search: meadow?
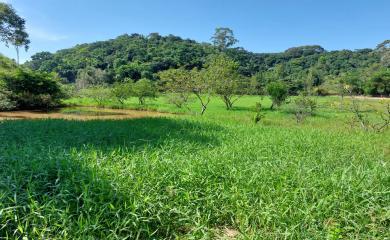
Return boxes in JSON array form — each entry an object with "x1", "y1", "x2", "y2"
[{"x1": 0, "y1": 96, "x2": 389, "y2": 239}]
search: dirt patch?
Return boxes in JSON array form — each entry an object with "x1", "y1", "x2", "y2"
[
  {"x1": 214, "y1": 227, "x2": 240, "y2": 239},
  {"x1": 0, "y1": 107, "x2": 169, "y2": 121}
]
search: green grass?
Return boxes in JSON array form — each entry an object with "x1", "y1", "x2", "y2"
[{"x1": 1, "y1": 96, "x2": 389, "y2": 239}]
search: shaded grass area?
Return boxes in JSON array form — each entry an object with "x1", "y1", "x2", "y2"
[{"x1": 1, "y1": 96, "x2": 389, "y2": 239}]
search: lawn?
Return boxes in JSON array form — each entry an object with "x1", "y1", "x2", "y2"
[{"x1": 1, "y1": 96, "x2": 389, "y2": 239}]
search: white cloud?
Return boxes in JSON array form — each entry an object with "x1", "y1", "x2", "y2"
[{"x1": 28, "y1": 26, "x2": 68, "y2": 42}]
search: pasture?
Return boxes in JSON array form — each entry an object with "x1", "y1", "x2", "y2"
[{"x1": 0, "y1": 96, "x2": 389, "y2": 239}]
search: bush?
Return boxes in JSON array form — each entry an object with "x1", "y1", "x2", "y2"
[
  {"x1": 266, "y1": 81, "x2": 289, "y2": 109},
  {"x1": 0, "y1": 68, "x2": 64, "y2": 110},
  {"x1": 0, "y1": 90, "x2": 16, "y2": 111},
  {"x1": 365, "y1": 70, "x2": 390, "y2": 96},
  {"x1": 292, "y1": 94, "x2": 317, "y2": 123}
]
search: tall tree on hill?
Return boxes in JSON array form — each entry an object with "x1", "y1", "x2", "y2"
[
  {"x1": 211, "y1": 27, "x2": 238, "y2": 51},
  {"x1": 0, "y1": 3, "x2": 30, "y2": 64},
  {"x1": 376, "y1": 40, "x2": 390, "y2": 67}
]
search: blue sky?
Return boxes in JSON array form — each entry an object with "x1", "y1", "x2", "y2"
[{"x1": 1, "y1": 0, "x2": 389, "y2": 63}]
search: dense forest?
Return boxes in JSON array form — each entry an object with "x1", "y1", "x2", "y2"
[{"x1": 24, "y1": 33, "x2": 389, "y2": 96}]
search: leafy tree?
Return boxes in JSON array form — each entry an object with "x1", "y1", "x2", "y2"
[
  {"x1": 266, "y1": 81, "x2": 289, "y2": 110},
  {"x1": 132, "y1": 78, "x2": 157, "y2": 105},
  {"x1": 111, "y1": 80, "x2": 133, "y2": 107},
  {"x1": 376, "y1": 40, "x2": 390, "y2": 67},
  {"x1": 365, "y1": 69, "x2": 390, "y2": 96},
  {"x1": 249, "y1": 72, "x2": 268, "y2": 96},
  {"x1": 211, "y1": 27, "x2": 238, "y2": 51},
  {"x1": 189, "y1": 68, "x2": 213, "y2": 115},
  {"x1": 0, "y1": 68, "x2": 64, "y2": 109},
  {"x1": 75, "y1": 67, "x2": 111, "y2": 89},
  {"x1": 291, "y1": 93, "x2": 317, "y2": 123},
  {"x1": 80, "y1": 85, "x2": 111, "y2": 107},
  {"x1": 158, "y1": 68, "x2": 192, "y2": 109},
  {"x1": 0, "y1": 3, "x2": 30, "y2": 64},
  {"x1": 205, "y1": 54, "x2": 245, "y2": 110},
  {"x1": 339, "y1": 71, "x2": 364, "y2": 95}
]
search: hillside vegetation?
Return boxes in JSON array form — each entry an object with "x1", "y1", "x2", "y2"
[{"x1": 25, "y1": 33, "x2": 388, "y2": 96}]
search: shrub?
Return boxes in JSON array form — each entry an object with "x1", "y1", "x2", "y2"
[
  {"x1": 266, "y1": 81, "x2": 289, "y2": 109},
  {"x1": 292, "y1": 94, "x2": 317, "y2": 123},
  {"x1": 365, "y1": 70, "x2": 390, "y2": 96},
  {"x1": 0, "y1": 90, "x2": 16, "y2": 111},
  {"x1": 0, "y1": 68, "x2": 64, "y2": 110},
  {"x1": 253, "y1": 102, "x2": 266, "y2": 124}
]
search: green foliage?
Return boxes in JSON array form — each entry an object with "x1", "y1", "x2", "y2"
[
  {"x1": 365, "y1": 69, "x2": 390, "y2": 96},
  {"x1": 76, "y1": 66, "x2": 111, "y2": 89},
  {"x1": 24, "y1": 33, "x2": 384, "y2": 96},
  {"x1": 0, "y1": 96, "x2": 389, "y2": 238},
  {"x1": 158, "y1": 68, "x2": 193, "y2": 108},
  {"x1": 0, "y1": 89, "x2": 15, "y2": 110},
  {"x1": 211, "y1": 27, "x2": 238, "y2": 50},
  {"x1": 111, "y1": 80, "x2": 133, "y2": 107},
  {"x1": 132, "y1": 78, "x2": 157, "y2": 105},
  {"x1": 291, "y1": 94, "x2": 317, "y2": 123},
  {"x1": 0, "y1": 67, "x2": 64, "y2": 109},
  {"x1": 205, "y1": 54, "x2": 245, "y2": 109},
  {"x1": 0, "y1": 3, "x2": 30, "y2": 63},
  {"x1": 266, "y1": 81, "x2": 289, "y2": 109},
  {"x1": 80, "y1": 86, "x2": 111, "y2": 107},
  {"x1": 253, "y1": 102, "x2": 266, "y2": 124}
]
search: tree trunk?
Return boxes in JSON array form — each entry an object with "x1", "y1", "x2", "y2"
[
  {"x1": 15, "y1": 46, "x2": 20, "y2": 65},
  {"x1": 201, "y1": 105, "x2": 207, "y2": 115},
  {"x1": 223, "y1": 95, "x2": 233, "y2": 110}
]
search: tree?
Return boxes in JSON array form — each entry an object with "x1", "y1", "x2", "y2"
[
  {"x1": 111, "y1": 80, "x2": 133, "y2": 107},
  {"x1": 266, "y1": 82, "x2": 289, "y2": 110},
  {"x1": 250, "y1": 72, "x2": 267, "y2": 96},
  {"x1": 75, "y1": 67, "x2": 111, "y2": 89},
  {"x1": 365, "y1": 70, "x2": 390, "y2": 97},
  {"x1": 132, "y1": 78, "x2": 157, "y2": 105},
  {"x1": 0, "y1": 3, "x2": 30, "y2": 64},
  {"x1": 340, "y1": 71, "x2": 364, "y2": 95},
  {"x1": 0, "y1": 68, "x2": 64, "y2": 109},
  {"x1": 80, "y1": 86, "x2": 111, "y2": 107},
  {"x1": 291, "y1": 93, "x2": 317, "y2": 123},
  {"x1": 189, "y1": 68, "x2": 213, "y2": 115},
  {"x1": 211, "y1": 27, "x2": 238, "y2": 51},
  {"x1": 158, "y1": 68, "x2": 192, "y2": 109},
  {"x1": 205, "y1": 54, "x2": 245, "y2": 110},
  {"x1": 376, "y1": 40, "x2": 390, "y2": 67}
]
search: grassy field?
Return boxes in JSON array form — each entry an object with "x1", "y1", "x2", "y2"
[{"x1": 1, "y1": 96, "x2": 389, "y2": 239}]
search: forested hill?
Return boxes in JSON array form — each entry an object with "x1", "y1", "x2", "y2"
[{"x1": 25, "y1": 33, "x2": 382, "y2": 89}]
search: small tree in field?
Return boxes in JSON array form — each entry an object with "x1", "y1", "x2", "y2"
[
  {"x1": 189, "y1": 68, "x2": 213, "y2": 115},
  {"x1": 267, "y1": 81, "x2": 289, "y2": 110},
  {"x1": 205, "y1": 54, "x2": 244, "y2": 110},
  {"x1": 132, "y1": 78, "x2": 157, "y2": 105},
  {"x1": 111, "y1": 80, "x2": 133, "y2": 107},
  {"x1": 81, "y1": 86, "x2": 111, "y2": 107},
  {"x1": 158, "y1": 68, "x2": 192, "y2": 109},
  {"x1": 292, "y1": 94, "x2": 317, "y2": 123}
]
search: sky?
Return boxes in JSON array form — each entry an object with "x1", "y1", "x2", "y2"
[{"x1": 0, "y1": 0, "x2": 389, "y2": 63}]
